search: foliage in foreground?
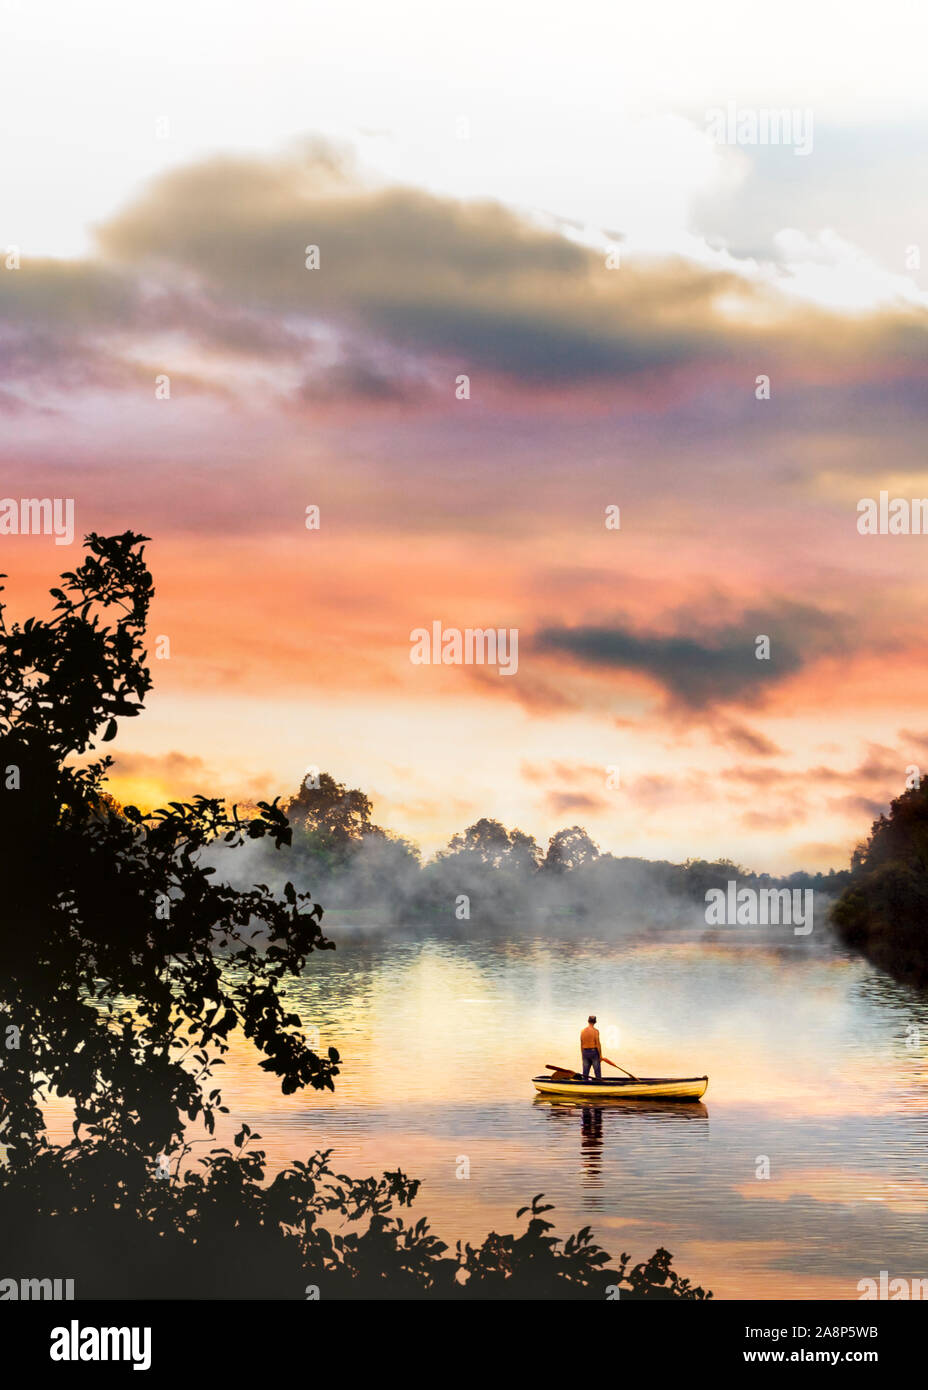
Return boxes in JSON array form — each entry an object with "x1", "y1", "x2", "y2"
[{"x1": 0, "y1": 1131, "x2": 710, "y2": 1300}]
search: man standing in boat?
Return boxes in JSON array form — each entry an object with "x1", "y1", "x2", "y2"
[{"x1": 580, "y1": 1015, "x2": 602, "y2": 1082}]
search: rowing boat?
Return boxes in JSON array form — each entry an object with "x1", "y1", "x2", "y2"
[{"x1": 532, "y1": 1073, "x2": 709, "y2": 1101}]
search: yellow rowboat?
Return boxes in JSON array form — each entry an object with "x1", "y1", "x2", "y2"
[{"x1": 532, "y1": 1074, "x2": 709, "y2": 1101}]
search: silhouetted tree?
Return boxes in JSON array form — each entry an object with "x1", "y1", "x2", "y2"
[
  {"x1": 284, "y1": 771, "x2": 373, "y2": 841},
  {"x1": 832, "y1": 783, "x2": 928, "y2": 985},
  {"x1": 440, "y1": 818, "x2": 541, "y2": 873},
  {"x1": 508, "y1": 828, "x2": 543, "y2": 873},
  {"x1": 543, "y1": 826, "x2": 600, "y2": 873},
  {"x1": 0, "y1": 534, "x2": 337, "y2": 1174},
  {"x1": 444, "y1": 817, "x2": 513, "y2": 867}
]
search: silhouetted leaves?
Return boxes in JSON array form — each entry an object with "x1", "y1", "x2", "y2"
[{"x1": 0, "y1": 534, "x2": 338, "y2": 1170}]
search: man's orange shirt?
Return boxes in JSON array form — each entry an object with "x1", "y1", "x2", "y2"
[{"x1": 580, "y1": 1025, "x2": 600, "y2": 1051}]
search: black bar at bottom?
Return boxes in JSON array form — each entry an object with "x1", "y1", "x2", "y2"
[{"x1": 0, "y1": 1296, "x2": 916, "y2": 1376}]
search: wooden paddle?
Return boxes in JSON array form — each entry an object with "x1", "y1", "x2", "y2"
[
  {"x1": 545, "y1": 1058, "x2": 642, "y2": 1082},
  {"x1": 601, "y1": 1056, "x2": 642, "y2": 1082}
]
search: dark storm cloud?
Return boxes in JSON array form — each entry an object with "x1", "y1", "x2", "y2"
[
  {"x1": 535, "y1": 603, "x2": 848, "y2": 710},
  {"x1": 91, "y1": 143, "x2": 928, "y2": 386},
  {"x1": 93, "y1": 144, "x2": 743, "y2": 384},
  {"x1": 3, "y1": 139, "x2": 928, "y2": 402}
]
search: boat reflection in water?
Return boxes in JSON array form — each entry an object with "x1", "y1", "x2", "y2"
[{"x1": 532, "y1": 1096, "x2": 709, "y2": 1195}]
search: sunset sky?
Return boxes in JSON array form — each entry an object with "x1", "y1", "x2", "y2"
[{"x1": 3, "y1": 0, "x2": 928, "y2": 870}]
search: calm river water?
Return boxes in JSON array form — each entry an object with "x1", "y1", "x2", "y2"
[{"x1": 202, "y1": 923, "x2": 928, "y2": 1300}]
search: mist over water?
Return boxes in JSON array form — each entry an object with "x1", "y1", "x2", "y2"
[
  {"x1": 183, "y1": 923, "x2": 928, "y2": 1301},
  {"x1": 204, "y1": 833, "x2": 845, "y2": 948}
]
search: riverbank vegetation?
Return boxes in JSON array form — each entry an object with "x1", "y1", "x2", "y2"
[
  {"x1": 832, "y1": 784, "x2": 928, "y2": 988},
  {"x1": 206, "y1": 772, "x2": 849, "y2": 930}
]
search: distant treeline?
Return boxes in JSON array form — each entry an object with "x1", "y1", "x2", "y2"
[{"x1": 203, "y1": 771, "x2": 851, "y2": 927}]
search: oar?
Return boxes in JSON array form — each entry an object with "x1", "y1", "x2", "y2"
[
  {"x1": 601, "y1": 1056, "x2": 642, "y2": 1082},
  {"x1": 545, "y1": 1058, "x2": 643, "y2": 1082}
]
